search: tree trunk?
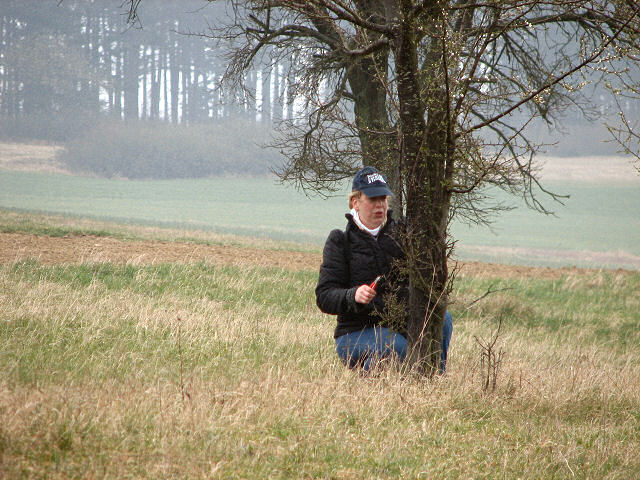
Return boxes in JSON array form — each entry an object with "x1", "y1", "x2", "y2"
[
  {"x1": 141, "y1": 45, "x2": 148, "y2": 118},
  {"x1": 123, "y1": 42, "x2": 139, "y2": 120},
  {"x1": 181, "y1": 57, "x2": 189, "y2": 124},
  {"x1": 261, "y1": 66, "x2": 271, "y2": 123},
  {"x1": 346, "y1": 2, "x2": 395, "y2": 184},
  {"x1": 346, "y1": 52, "x2": 393, "y2": 170},
  {"x1": 151, "y1": 48, "x2": 162, "y2": 120},
  {"x1": 170, "y1": 43, "x2": 179, "y2": 123},
  {"x1": 394, "y1": 3, "x2": 449, "y2": 375},
  {"x1": 163, "y1": 51, "x2": 169, "y2": 121}
]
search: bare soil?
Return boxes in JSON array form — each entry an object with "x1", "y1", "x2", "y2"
[
  {"x1": 1, "y1": 232, "x2": 317, "y2": 272},
  {"x1": 2, "y1": 231, "x2": 617, "y2": 280}
]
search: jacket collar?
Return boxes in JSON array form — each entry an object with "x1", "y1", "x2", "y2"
[{"x1": 345, "y1": 210, "x2": 395, "y2": 236}]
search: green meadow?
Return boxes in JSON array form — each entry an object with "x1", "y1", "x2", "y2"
[
  {"x1": 1, "y1": 211, "x2": 639, "y2": 478},
  {"x1": 1, "y1": 170, "x2": 640, "y2": 268}
]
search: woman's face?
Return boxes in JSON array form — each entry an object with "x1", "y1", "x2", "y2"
[{"x1": 354, "y1": 193, "x2": 388, "y2": 229}]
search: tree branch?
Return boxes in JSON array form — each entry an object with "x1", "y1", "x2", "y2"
[{"x1": 460, "y1": 3, "x2": 640, "y2": 137}]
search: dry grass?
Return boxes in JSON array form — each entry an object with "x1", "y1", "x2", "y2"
[
  {"x1": 0, "y1": 141, "x2": 68, "y2": 174},
  {"x1": 1, "y1": 211, "x2": 639, "y2": 478},
  {"x1": 1, "y1": 251, "x2": 639, "y2": 479},
  {"x1": 538, "y1": 155, "x2": 640, "y2": 184}
]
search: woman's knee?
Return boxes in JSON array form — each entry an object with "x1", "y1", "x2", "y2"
[{"x1": 335, "y1": 327, "x2": 407, "y2": 368}]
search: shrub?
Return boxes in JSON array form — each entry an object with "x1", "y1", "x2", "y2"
[
  {"x1": 57, "y1": 117, "x2": 282, "y2": 179},
  {"x1": 0, "y1": 110, "x2": 97, "y2": 143}
]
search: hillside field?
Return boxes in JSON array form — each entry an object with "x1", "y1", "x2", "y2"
[
  {"x1": 2, "y1": 141, "x2": 640, "y2": 270},
  {"x1": 1, "y1": 210, "x2": 639, "y2": 479}
]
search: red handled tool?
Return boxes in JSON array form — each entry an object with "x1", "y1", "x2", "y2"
[{"x1": 369, "y1": 275, "x2": 384, "y2": 290}]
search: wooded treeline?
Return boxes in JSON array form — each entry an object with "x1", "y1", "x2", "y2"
[
  {"x1": 1, "y1": 0, "x2": 637, "y2": 157},
  {"x1": 0, "y1": 0, "x2": 293, "y2": 127}
]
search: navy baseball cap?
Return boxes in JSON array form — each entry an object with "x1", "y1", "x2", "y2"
[{"x1": 352, "y1": 166, "x2": 394, "y2": 197}]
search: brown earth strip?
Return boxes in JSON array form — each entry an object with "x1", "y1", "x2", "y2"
[
  {"x1": 0, "y1": 232, "x2": 318, "y2": 272},
  {"x1": 1, "y1": 232, "x2": 610, "y2": 280}
]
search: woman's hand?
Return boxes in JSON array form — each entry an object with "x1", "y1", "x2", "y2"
[{"x1": 355, "y1": 284, "x2": 377, "y2": 304}]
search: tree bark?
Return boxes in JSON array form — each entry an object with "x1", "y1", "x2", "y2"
[
  {"x1": 393, "y1": 2, "x2": 449, "y2": 375},
  {"x1": 123, "y1": 42, "x2": 139, "y2": 120}
]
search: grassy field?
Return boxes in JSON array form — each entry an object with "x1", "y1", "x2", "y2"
[
  {"x1": 1, "y1": 212, "x2": 639, "y2": 478},
  {"x1": 1, "y1": 169, "x2": 640, "y2": 269}
]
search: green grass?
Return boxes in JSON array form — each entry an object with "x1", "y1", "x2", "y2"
[
  {"x1": 2, "y1": 260, "x2": 322, "y2": 386},
  {"x1": 2, "y1": 212, "x2": 640, "y2": 479},
  {"x1": 0, "y1": 171, "x2": 350, "y2": 244},
  {"x1": 453, "y1": 272, "x2": 640, "y2": 352},
  {"x1": 453, "y1": 182, "x2": 640, "y2": 253},
  {"x1": 0, "y1": 213, "x2": 117, "y2": 239},
  {"x1": 2, "y1": 171, "x2": 640, "y2": 268}
]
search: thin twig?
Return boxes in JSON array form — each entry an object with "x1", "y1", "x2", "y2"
[{"x1": 465, "y1": 283, "x2": 513, "y2": 310}]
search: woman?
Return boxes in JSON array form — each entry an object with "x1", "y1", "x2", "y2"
[{"x1": 315, "y1": 166, "x2": 453, "y2": 372}]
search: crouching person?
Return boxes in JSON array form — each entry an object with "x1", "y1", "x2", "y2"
[{"x1": 315, "y1": 166, "x2": 453, "y2": 373}]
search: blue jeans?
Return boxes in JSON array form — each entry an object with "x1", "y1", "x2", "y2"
[
  {"x1": 441, "y1": 311, "x2": 453, "y2": 372},
  {"x1": 335, "y1": 311, "x2": 453, "y2": 372}
]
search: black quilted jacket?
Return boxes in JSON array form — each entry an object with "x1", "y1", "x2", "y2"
[{"x1": 315, "y1": 212, "x2": 407, "y2": 338}]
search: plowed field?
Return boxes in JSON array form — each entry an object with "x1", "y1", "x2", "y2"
[{"x1": 2, "y1": 231, "x2": 608, "y2": 280}]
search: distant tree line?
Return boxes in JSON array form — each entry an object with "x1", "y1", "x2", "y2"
[
  {"x1": 0, "y1": 0, "x2": 637, "y2": 160},
  {"x1": 0, "y1": 0, "x2": 290, "y2": 177},
  {"x1": 0, "y1": 0, "x2": 294, "y2": 130}
]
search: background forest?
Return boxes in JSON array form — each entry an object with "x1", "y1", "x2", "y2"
[
  {"x1": 0, "y1": 0, "x2": 285, "y2": 178},
  {"x1": 1, "y1": 0, "x2": 637, "y2": 179}
]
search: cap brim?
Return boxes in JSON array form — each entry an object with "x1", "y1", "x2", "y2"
[{"x1": 361, "y1": 185, "x2": 394, "y2": 198}]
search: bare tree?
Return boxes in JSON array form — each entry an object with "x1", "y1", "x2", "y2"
[
  {"x1": 125, "y1": 0, "x2": 640, "y2": 375},
  {"x1": 606, "y1": 78, "x2": 640, "y2": 172}
]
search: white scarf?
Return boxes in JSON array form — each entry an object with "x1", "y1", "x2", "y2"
[{"x1": 350, "y1": 208, "x2": 382, "y2": 237}]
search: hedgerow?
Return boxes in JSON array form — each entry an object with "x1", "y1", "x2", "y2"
[{"x1": 57, "y1": 117, "x2": 282, "y2": 179}]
